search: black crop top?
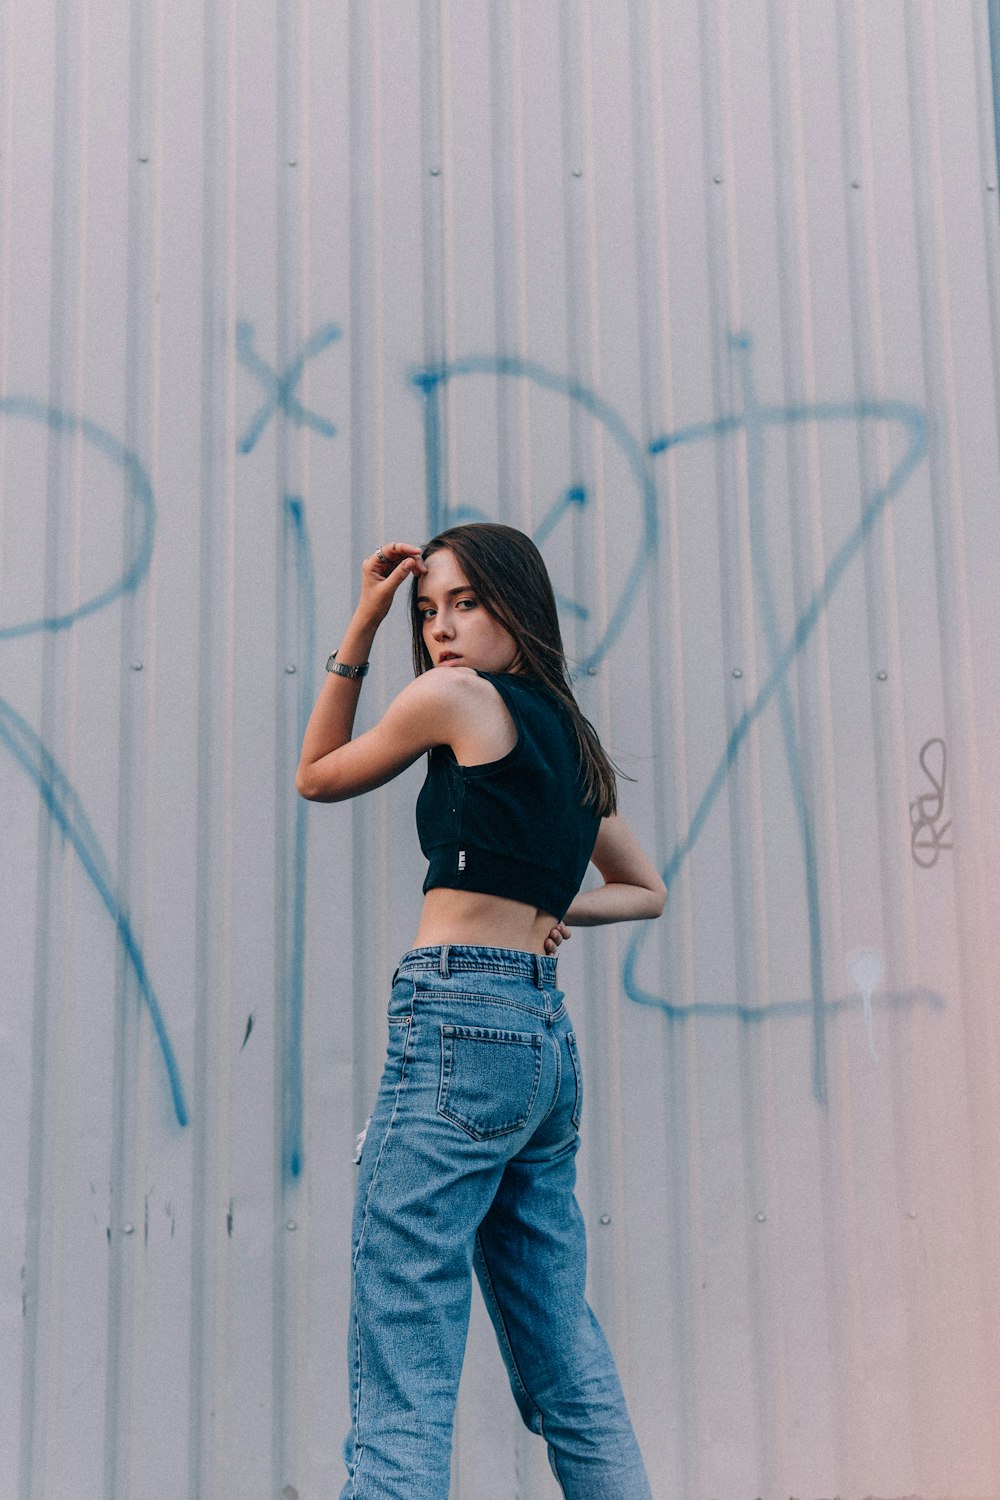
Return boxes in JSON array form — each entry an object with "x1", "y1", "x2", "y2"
[{"x1": 415, "y1": 670, "x2": 601, "y2": 920}]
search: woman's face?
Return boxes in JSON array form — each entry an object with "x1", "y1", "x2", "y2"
[{"x1": 416, "y1": 547, "x2": 521, "y2": 674}]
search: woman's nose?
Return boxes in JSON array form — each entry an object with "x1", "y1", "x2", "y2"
[{"x1": 431, "y1": 614, "x2": 453, "y2": 639}]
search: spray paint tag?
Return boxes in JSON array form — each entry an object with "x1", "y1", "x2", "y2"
[{"x1": 458, "y1": 850, "x2": 466, "y2": 871}]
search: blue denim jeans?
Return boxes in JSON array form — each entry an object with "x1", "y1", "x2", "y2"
[{"x1": 341, "y1": 944, "x2": 653, "y2": 1500}]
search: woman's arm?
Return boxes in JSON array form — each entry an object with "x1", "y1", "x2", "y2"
[
  {"x1": 296, "y1": 541, "x2": 442, "y2": 801},
  {"x1": 296, "y1": 668, "x2": 466, "y2": 802},
  {"x1": 562, "y1": 814, "x2": 667, "y2": 925},
  {"x1": 295, "y1": 610, "x2": 380, "y2": 789}
]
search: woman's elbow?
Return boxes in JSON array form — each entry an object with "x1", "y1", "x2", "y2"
[
  {"x1": 295, "y1": 764, "x2": 331, "y2": 801},
  {"x1": 647, "y1": 877, "x2": 667, "y2": 918}
]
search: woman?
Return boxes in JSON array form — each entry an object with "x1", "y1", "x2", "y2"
[{"x1": 297, "y1": 523, "x2": 664, "y2": 1500}]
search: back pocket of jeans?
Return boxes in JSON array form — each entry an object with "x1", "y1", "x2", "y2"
[{"x1": 438, "y1": 1026, "x2": 544, "y2": 1140}]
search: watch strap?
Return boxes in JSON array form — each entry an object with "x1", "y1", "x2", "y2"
[{"x1": 326, "y1": 651, "x2": 369, "y2": 679}]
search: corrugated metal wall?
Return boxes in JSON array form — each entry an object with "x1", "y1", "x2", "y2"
[{"x1": 2, "y1": 2, "x2": 999, "y2": 1496}]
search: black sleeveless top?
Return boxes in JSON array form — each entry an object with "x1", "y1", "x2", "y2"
[{"x1": 415, "y1": 671, "x2": 601, "y2": 921}]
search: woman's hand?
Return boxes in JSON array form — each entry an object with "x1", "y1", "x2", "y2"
[
  {"x1": 543, "y1": 920, "x2": 571, "y2": 956},
  {"x1": 357, "y1": 541, "x2": 427, "y2": 627}
]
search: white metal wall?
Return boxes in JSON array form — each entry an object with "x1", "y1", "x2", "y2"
[{"x1": 2, "y1": 2, "x2": 999, "y2": 1496}]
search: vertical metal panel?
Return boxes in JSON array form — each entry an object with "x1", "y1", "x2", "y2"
[{"x1": 2, "y1": 2, "x2": 1000, "y2": 1496}]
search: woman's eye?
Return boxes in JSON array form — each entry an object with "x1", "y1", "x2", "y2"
[
  {"x1": 456, "y1": 597, "x2": 477, "y2": 610},
  {"x1": 419, "y1": 607, "x2": 436, "y2": 621}
]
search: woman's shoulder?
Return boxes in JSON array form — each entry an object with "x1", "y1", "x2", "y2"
[
  {"x1": 394, "y1": 665, "x2": 502, "y2": 722},
  {"x1": 394, "y1": 668, "x2": 554, "y2": 746},
  {"x1": 407, "y1": 667, "x2": 520, "y2": 762},
  {"x1": 410, "y1": 664, "x2": 498, "y2": 697}
]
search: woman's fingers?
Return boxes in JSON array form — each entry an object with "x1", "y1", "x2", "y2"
[
  {"x1": 543, "y1": 921, "x2": 571, "y2": 954},
  {"x1": 382, "y1": 555, "x2": 419, "y2": 587},
  {"x1": 358, "y1": 543, "x2": 427, "y2": 620},
  {"x1": 367, "y1": 546, "x2": 426, "y2": 586},
  {"x1": 369, "y1": 542, "x2": 424, "y2": 577}
]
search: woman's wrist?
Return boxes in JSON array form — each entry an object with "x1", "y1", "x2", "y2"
[{"x1": 336, "y1": 610, "x2": 380, "y2": 667}]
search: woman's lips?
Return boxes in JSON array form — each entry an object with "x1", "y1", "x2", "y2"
[{"x1": 438, "y1": 653, "x2": 462, "y2": 664}]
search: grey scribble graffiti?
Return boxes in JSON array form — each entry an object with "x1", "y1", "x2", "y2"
[{"x1": 909, "y1": 737, "x2": 951, "y2": 868}]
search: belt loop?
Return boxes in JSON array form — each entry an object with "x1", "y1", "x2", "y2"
[
  {"x1": 533, "y1": 953, "x2": 544, "y2": 989},
  {"x1": 438, "y1": 944, "x2": 450, "y2": 978}
]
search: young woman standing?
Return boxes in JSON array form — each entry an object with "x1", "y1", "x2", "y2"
[{"x1": 297, "y1": 523, "x2": 664, "y2": 1500}]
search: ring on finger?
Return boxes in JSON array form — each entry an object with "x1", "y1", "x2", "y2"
[{"x1": 376, "y1": 547, "x2": 389, "y2": 564}]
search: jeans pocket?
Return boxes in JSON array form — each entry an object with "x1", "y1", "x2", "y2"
[
  {"x1": 566, "y1": 1031, "x2": 583, "y2": 1130},
  {"x1": 437, "y1": 1026, "x2": 544, "y2": 1140}
]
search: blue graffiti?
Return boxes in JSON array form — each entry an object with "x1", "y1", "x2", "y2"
[
  {"x1": 413, "y1": 343, "x2": 928, "y2": 1099},
  {"x1": 629, "y1": 983, "x2": 944, "y2": 1025},
  {"x1": 236, "y1": 320, "x2": 341, "y2": 454},
  {"x1": 625, "y1": 344, "x2": 927, "y2": 1081},
  {"x1": 0, "y1": 397, "x2": 188, "y2": 1126},
  {"x1": 732, "y1": 332, "x2": 828, "y2": 1099},
  {"x1": 281, "y1": 497, "x2": 316, "y2": 1179},
  {"x1": 0, "y1": 700, "x2": 188, "y2": 1126},
  {"x1": 534, "y1": 487, "x2": 590, "y2": 620},
  {"x1": 533, "y1": 484, "x2": 588, "y2": 548},
  {"x1": 0, "y1": 399, "x2": 155, "y2": 640}
]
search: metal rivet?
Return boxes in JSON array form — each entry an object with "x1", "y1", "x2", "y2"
[
  {"x1": 851, "y1": 180, "x2": 860, "y2": 189},
  {"x1": 429, "y1": 166, "x2": 441, "y2": 176},
  {"x1": 286, "y1": 1220, "x2": 298, "y2": 1231},
  {"x1": 571, "y1": 168, "x2": 582, "y2": 178},
  {"x1": 732, "y1": 667, "x2": 743, "y2": 679},
  {"x1": 123, "y1": 1223, "x2": 135, "y2": 1235},
  {"x1": 988, "y1": 184, "x2": 997, "y2": 192},
  {"x1": 755, "y1": 1211, "x2": 767, "y2": 1223},
  {"x1": 131, "y1": 661, "x2": 143, "y2": 671},
  {"x1": 906, "y1": 1209, "x2": 917, "y2": 1219},
  {"x1": 285, "y1": 664, "x2": 297, "y2": 674},
  {"x1": 713, "y1": 174, "x2": 722, "y2": 184},
  {"x1": 586, "y1": 665, "x2": 598, "y2": 676},
  {"x1": 599, "y1": 1213, "x2": 611, "y2": 1225},
  {"x1": 138, "y1": 154, "x2": 149, "y2": 163},
  {"x1": 876, "y1": 670, "x2": 888, "y2": 681},
  {"x1": 288, "y1": 159, "x2": 297, "y2": 167}
]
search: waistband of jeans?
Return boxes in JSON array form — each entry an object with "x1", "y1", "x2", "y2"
[{"x1": 394, "y1": 943, "x2": 557, "y2": 989}]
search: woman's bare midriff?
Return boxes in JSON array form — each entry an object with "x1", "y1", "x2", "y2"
[{"x1": 412, "y1": 887, "x2": 558, "y2": 955}]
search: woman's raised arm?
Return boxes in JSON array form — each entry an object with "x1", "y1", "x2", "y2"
[
  {"x1": 295, "y1": 670, "x2": 466, "y2": 802},
  {"x1": 295, "y1": 541, "x2": 435, "y2": 802}
]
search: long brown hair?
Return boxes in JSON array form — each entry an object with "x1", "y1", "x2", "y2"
[{"x1": 409, "y1": 522, "x2": 621, "y2": 817}]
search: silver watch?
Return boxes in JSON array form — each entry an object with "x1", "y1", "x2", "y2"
[{"x1": 326, "y1": 651, "x2": 369, "y2": 679}]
